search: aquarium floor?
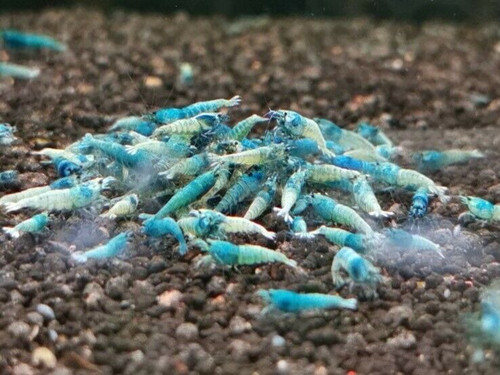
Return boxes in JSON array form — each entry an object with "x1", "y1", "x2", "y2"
[{"x1": 1, "y1": 8, "x2": 500, "y2": 375}]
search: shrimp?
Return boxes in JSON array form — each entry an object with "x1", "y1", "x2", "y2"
[
  {"x1": 229, "y1": 114, "x2": 267, "y2": 141},
  {"x1": 243, "y1": 176, "x2": 277, "y2": 220},
  {"x1": 195, "y1": 239, "x2": 296, "y2": 268},
  {"x1": 148, "y1": 96, "x2": 240, "y2": 124},
  {"x1": 352, "y1": 175, "x2": 393, "y2": 218},
  {"x1": 153, "y1": 170, "x2": 217, "y2": 219},
  {"x1": 309, "y1": 225, "x2": 378, "y2": 253},
  {"x1": 72, "y1": 232, "x2": 130, "y2": 263},
  {"x1": 215, "y1": 170, "x2": 264, "y2": 213},
  {"x1": 257, "y1": 289, "x2": 357, "y2": 313},
  {"x1": 413, "y1": 149, "x2": 485, "y2": 173},
  {"x1": 383, "y1": 229, "x2": 444, "y2": 258},
  {"x1": 268, "y1": 110, "x2": 333, "y2": 157},
  {"x1": 331, "y1": 247, "x2": 383, "y2": 297},
  {"x1": 100, "y1": 194, "x2": 139, "y2": 219},
  {"x1": 141, "y1": 217, "x2": 187, "y2": 255},
  {"x1": 274, "y1": 169, "x2": 309, "y2": 222},
  {"x1": 0, "y1": 62, "x2": 40, "y2": 79},
  {"x1": 1, "y1": 29, "x2": 66, "y2": 51},
  {"x1": 3, "y1": 212, "x2": 49, "y2": 239},
  {"x1": 310, "y1": 194, "x2": 374, "y2": 235},
  {"x1": 152, "y1": 113, "x2": 226, "y2": 138},
  {"x1": 409, "y1": 187, "x2": 429, "y2": 218},
  {"x1": 3, "y1": 179, "x2": 109, "y2": 213},
  {"x1": 306, "y1": 164, "x2": 360, "y2": 184}
]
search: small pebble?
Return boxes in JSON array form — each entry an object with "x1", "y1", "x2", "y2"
[
  {"x1": 32, "y1": 347, "x2": 57, "y2": 369},
  {"x1": 272, "y1": 335, "x2": 286, "y2": 348},
  {"x1": 157, "y1": 289, "x2": 182, "y2": 309},
  {"x1": 176, "y1": 322, "x2": 199, "y2": 341},
  {"x1": 26, "y1": 312, "x2": 44, "y2": 326},
  {"x1": 36, "y1": 304, "x2": 55, "y2": 321},
  {"x1": 8, "y1": 321, "x2": 31, "y2": 339},
  {"x1": 387, "y1": 331, "x2": 417, "y2": 349},
  {"x1": 276, "y1": 359, "x2": 289, "y2": 374}
]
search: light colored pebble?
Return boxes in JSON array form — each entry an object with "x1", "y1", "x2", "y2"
[
  {"x1": 32, "y1": 347, "x2": 57, "y2": 369},
  {"x1": 157, "y1": 290, "x2": 182, "y2": 309},
  {"x1": 36, "y1": 304, "x2": 55, "y2": 321},
  {"x1": 175, "y1": 322, "x2": 199, "y2": 341}
]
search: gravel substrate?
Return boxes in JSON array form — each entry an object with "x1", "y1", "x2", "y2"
[{"x1": 1, "y1": 8, "x2": 500, "y2": 375}]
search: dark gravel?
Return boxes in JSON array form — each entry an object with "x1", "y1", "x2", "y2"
[{"x1": 1, "y1": 8, "x2": 500, "y2": 375}]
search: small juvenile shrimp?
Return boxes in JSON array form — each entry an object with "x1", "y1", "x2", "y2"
[
  {"x1": 274, "y1": 168, "x2": 309, "y2": 222},
  {"x1": 0, "y1": 61, "x2": 40, "y2": 79},
  {"x1": 290, "y1": 216, "x2": 313, "y2": 239},
  {"x1": 409, "y1": 187, "x2": 429, "y2": 218},
  {"x1": 72, "y1": 232, "x2": 130, "y2": 263},
  {"x1": 195, "y1": 239, "x2": 296, "y2": 268},
  {"x1": 413, "y1": 149, "x2": 485, "y2": 173},
  {"x1": 309, "y1": 225, "x2": 378, "y2": 253},
  {"x1": 243, "y1": 176, "x2": 277, "y2": 220},
  {"x1": 229, "y1": 114, "x2": 268, "y2": 141},
  {"x1": 152, "y1": 113, "x2": 226, "y2": 138},
  {"x1": 0, "y1": 123, "x2": 17, "y2": 145},
  {"x1": 3, "y1": 212, "x2": 49, "y2": 239},
  {"x1": 356, "y1": 122, "x2": 394, "y2": 147},
  {"x1": 331, "y1": 247, "x2": 383, "y2": 296},
  {"x1": 100, "y1": 194, "x2": 139, "y2": 219},
  {"x1": 257, "y1": 289, "x2": 357, "y2": 313},
  {"x1": 383, "y1": 228, "x2": 444, "y2": 258},
  {"x1": 1, "y1": 29, "x2": 66, "y2": 51},
  {"x1": 352, "y1": 175, "x2": 393, "y2": 218}
]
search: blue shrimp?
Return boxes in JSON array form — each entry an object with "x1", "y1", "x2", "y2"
[
  {"x1": 267, "y1": 110, "x2": 332, "y2": 157},
  {"x1": 79, "y1": 134, "x2": 155, "y2": 169},
  {"x1": 459, "y1": 196, "x2": 500, "y2": 222},
  {"x1": 243, "y1": 176, "x2": 277, "y2": 220},
  {"x1": 1, "y1": 29, "x2": 66, "y2": 51},
  {"x1": 413, "y1": 149, "x2": 485, "y2": 173},
  {"x1": 309, "y1": 226, "x2": 377, "y2": 253},
  {"x1": 331, "y1": 247, "x2": 383, "y2": 297},
  {"x1": 0, "y1": 62, "x2": 40, "y2": 79},
  {"x1": 230, "y1": 114, "x2": 267, "y2": 141},
  {"x1": 0, "y1": 124, "x2": 17, "y2": 145},
  {"x1": 141, "y1": 217, "x2": 187, "y2": 255},
  {"x1": 275, "y1": 168, "x2": 309, "y2": 221},
  {"x1": 195, "y1": 239, "x2": 296, "y2": 268},
  {"x1": 383, "y1": 228, "x2": 444, "y2": 258},
  {"x1": 154, "y1": 170, "x2": 217, "y2": 219},
  {"x1": 0, "y1": 170, "x2": 18, "y2": 186},
  {"x1": 356, "y1": 122, "x2": 394, "y2": 147},
  {"x1": 53, "y1": 157, "x2": 82, "y2": 177},
  {"x1": 215, "y1": 170, "x2": 264, "y2": 214},
  {"x1": 72, "y1": 232, "x2": 130, "y2": 263},
  {"x1": 3, "y1": 212, "x2": 49, "y2": 239},
  {"x1": 108, "y1": 116, "x2": 157, "y2": 136},
  {"x1": 409, "y1": 187, "x2": 429, "y2": 218},
  {"x1": 148, "y1": 96, "x2": 241, "y2": 124},
  {"x1": 257, "y1": 289, "x2": 357, "y2": 313},
  {"x1": 310, "y1": 194, "x2": 374, "y2": 235}
]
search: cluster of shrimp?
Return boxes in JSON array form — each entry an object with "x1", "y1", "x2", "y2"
[{"x1": 0, "y1": 95, "x2": 490, "y2": 313}]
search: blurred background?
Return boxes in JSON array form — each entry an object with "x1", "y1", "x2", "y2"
[{"x1": 2, "y1": 0, "x2": 500, "y2": 22}]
